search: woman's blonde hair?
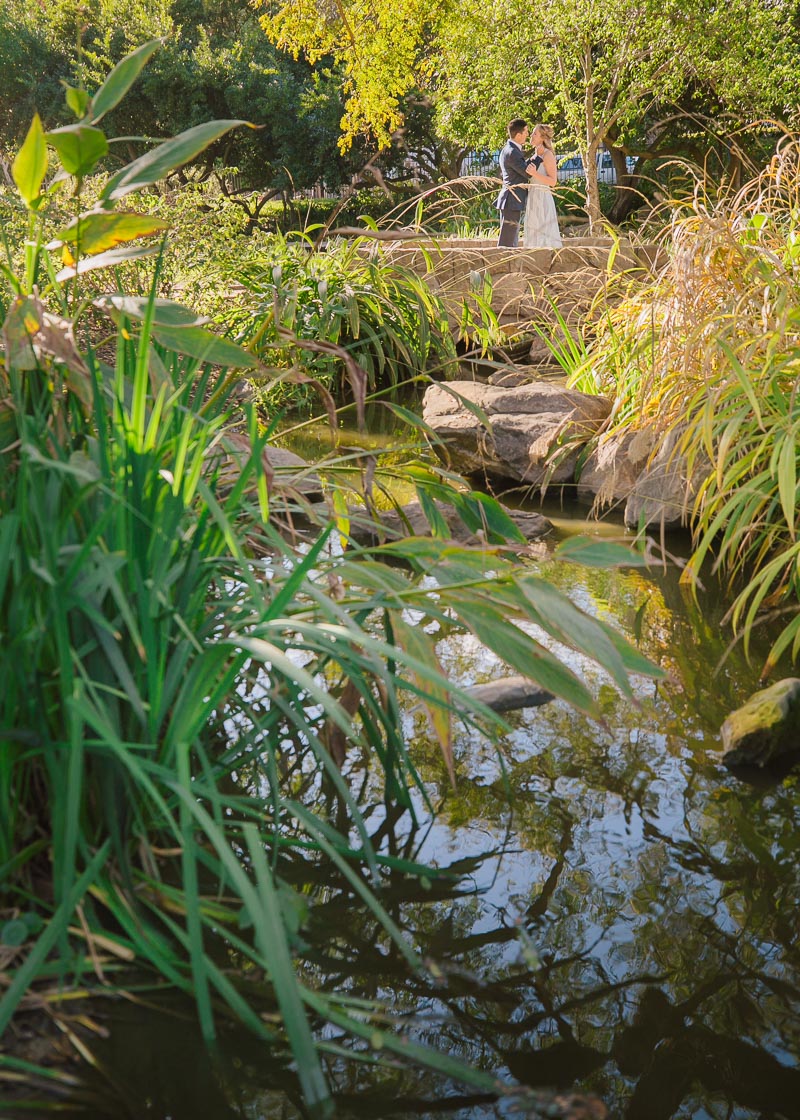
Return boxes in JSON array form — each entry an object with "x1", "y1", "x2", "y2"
[{"x1": 533, "y1": 123, "x2": 555, "y2": 150}]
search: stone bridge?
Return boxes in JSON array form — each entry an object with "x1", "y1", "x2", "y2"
[{"x1": 381, "y1": 236, "x2": 664, "y2": 338}]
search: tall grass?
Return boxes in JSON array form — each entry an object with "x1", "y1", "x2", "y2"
[
  {"x1": 0, "y1": 42, "x2": 663, "y2": 1115},
  {"x1": 571, "y1": 132, "x2": 800, "y2": 670}
]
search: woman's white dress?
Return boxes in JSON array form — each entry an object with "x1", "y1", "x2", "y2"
[{"x1": 523, "y1": 165, "x2": 562, "y2": 249}]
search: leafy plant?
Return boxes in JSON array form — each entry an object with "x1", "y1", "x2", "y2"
[
  {"x1": 0, "y1": 42, "x2": 663, "y2": 1118},
  {"x1": 573, "y1": 133, "x2": 800, "y2": 669},
  {"x1": 226, "y1": 232, "x2": 460, "y2": 410}
]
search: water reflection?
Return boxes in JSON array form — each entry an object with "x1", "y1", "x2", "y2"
[
  {"x1": 26, "y1": 511, "x2": 800, "y2": 1120},
  {"x1": 384, "y1": 523, "x2": 800, "y2": 1119}
]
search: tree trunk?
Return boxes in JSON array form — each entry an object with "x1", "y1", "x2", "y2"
[
  {"x1": 583, "y1": 49, "x2": 601, "y2": 231},
  {"x1": 607, "y1": 144, "x2": 641, "y2": 224},
  {"x1": 584, "y1": 137, "x2": 602, "y2": 231}
]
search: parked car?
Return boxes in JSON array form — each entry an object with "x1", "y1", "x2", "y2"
[{"x1": 557, "y1": 150, "x2": 638, "y2": 184}]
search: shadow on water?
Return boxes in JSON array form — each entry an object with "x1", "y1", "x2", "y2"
[{"x1": 8, "y1": 493, "x2": 800, "y2": 1120}]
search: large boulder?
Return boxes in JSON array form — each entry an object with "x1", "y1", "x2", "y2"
[
  {"x1": 422, "y1": 381, "x2": 611, "y2": 486},
  {"x1": 623, "y1": 430, "x2": 693, "y2": 530},
  {"x1": 720, "y1": 678, "x2": 800, "y2": 767}
]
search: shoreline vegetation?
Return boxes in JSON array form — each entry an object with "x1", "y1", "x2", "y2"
[
  {"x1": 1, "y1": 33, "x2": 800, "y2": 1120},
  {"x1": 0, "y1": 44, "x2": 659, "y2": 1120}
]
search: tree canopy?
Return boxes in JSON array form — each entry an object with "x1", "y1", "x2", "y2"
[
  {"x1": 0, "y1": 0, "x2": 359, "y2": 195},
  {"x1": 261, "y1": 0, "x2": 800, "y2": 222}
]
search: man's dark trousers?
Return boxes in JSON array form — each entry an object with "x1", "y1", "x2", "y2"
[{"x1": 496, "y1": 139, "x2": 529, "y2": 248}]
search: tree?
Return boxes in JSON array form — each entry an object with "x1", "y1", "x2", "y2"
[
  {"x1": 260, "y1": 0, "x2": 800, "y2": 228},
  {"x1": 0, "y1": 0, "x2": 360, "y2": 200},
  {"x1": 437, "y1": 0, "x2": 800, "y2": 225},
  {"x1": 260, "y1": 0, "x2": 440, "y2": 151}
]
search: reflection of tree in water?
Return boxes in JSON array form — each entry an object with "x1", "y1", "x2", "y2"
[
  {"x1": 299, "y1": 549, "x2": 800, "y2": 1119},
  {"x1": 57, "y1": 550, "x2": 800, "y2": 1119},
  {"x1": 299, "y1": 789, "x2": 800, "y2": 1118}
]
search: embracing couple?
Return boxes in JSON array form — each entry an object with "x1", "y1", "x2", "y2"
[{"x1": 496, "y1": 118, "x2": 562, "y2": 250}]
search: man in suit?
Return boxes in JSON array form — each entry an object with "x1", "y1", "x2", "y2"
[{"x1": 496, "y1": 118, "x2": 540, "y2": 248}]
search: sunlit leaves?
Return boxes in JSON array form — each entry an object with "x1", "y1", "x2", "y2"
[
  {"x1": 261, "y1": 0, "x2": 446, "y2": 149},
  {"x1": 11, "y1": 114, "x2": 47, "y2": 209},
  {"x1": 62, "y1": 84, "x2": 90, "y2": 120},
  {"x1": 46, "y1": 122, "x2": 109, "y2": 178},
  {"x1": 93, "y1": 294, "x2": 258, "y2": 367},
  {"x1": 101, "y1": 120, "x2": 252, "y2": 202},
  {"x1": 96, "y1": 295, "x2": 209, "y2": 328},
  {"x1": 55, "y1": 245, "x2": 158, "y2": 282},
  {"x1": 52, "y1": 212, "x2": 171, "y2": 258},
  {"x1": 555, "y1": 536, "x2": 649, "y2": 568}
]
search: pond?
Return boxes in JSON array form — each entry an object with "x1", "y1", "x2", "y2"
[{"x1": 13, "y1": 495, "x2": 800, "y2": 1120}]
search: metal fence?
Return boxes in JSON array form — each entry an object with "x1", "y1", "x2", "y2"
[{"x1": 461, "y1": 148, "x2": 636, "y2": 184}]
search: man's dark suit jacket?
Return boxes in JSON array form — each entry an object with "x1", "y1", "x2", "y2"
[{"x1": 496, "y1": 140, "x2": 530, "y2": 214}]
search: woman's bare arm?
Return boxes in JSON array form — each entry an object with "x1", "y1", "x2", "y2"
[{"x1": 531, "y1": 149, "x2": 557, "y2": 187}]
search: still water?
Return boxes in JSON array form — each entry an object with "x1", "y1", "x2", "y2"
[{"x1": 33, "y1": 495, "x2": 800, "y2": 1120}]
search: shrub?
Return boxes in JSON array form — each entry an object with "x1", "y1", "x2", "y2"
[
  {"x1": 225, "y1": 233, "x2": 461, "y2": 411},
  {"x1": 571, "y1": 134, "x2": 800, "y2": 670}
]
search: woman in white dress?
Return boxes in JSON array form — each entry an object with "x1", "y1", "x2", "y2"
[{"x1": 523, "y1": 123, "x2": 562, "y2": 249}]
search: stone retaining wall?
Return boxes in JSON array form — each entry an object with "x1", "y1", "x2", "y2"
[{"x1": 381, "y1": 236, "x2": 664, "y2": 333}]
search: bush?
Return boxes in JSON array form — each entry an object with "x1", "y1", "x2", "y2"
[
  {"x1": 224, "y1": 233, "x2": 461, "y2": 411},
  {"x1": 571, "y1": 134, "x2": 800, "y2": 669}
]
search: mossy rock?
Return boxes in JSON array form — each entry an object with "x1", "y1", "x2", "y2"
[{"x1": 720, "y1": 678, "x2": 800, "y2": 768}]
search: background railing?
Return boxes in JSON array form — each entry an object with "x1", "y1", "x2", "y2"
[{"x1": 461, "y1": 147, "x2": 637, "y2": 184}]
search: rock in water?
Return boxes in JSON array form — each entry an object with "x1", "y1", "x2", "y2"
[
  {"x1": 720, "y1": 678, "x2": 800, "y2": 767},
  {"x1": 465, "y1": 676, "x2": 553, "y2": 713}
]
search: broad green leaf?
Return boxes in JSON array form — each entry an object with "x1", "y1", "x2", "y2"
[
  {"x1": 55, "y1": 244, "x2": 157, "y2": 282},
  {"x1": 519, "y1": 576, "x2": 631, "y2": 695},
  {"x1": 152, "y1": 324, "x2": 257, "y2": 368},
  {"x1": 459, "y1": 491, "x2": 527, "y2": 544},
  {"x1": 46, "y1": 122, "x2": 109, "y2": 177},
  {"x1": 96, "y1": 295, "x2": 209, "y2": 328},
  {"x1": 12, "y1": 114, "x2": 47, "y2": 208},
  {"x1": 416, "y1": 488, "x2": 450, "y2": 538},
  {"x1": 554, "y1": 535, "x2": 649, "y2": 568},
  {"x1": 52, "y1": 212, "x2": 170, "y2": 257},
  {"x1": 62, "y1": 84, "x2": 90, "y2": 119},
  {"x1": 90, "y1": 40, "x2": 161, "y2": 123},
  {"x1": 101, "y1": 120, "x2": 251, "y2": 202},
  {"x1": 449, "y1": 594, "x2": 598, "y2": 716}
]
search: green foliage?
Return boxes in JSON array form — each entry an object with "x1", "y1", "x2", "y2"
[
  {"x1": 262, "y1": 0, "x2": 800, "y2": 228},
  {"x1": 0, "y1": 0, "x2": 361, "y2": 196},
  {"x1": 577, "y1": 135, "x2": 800, "y2": 669},
  {"x1": 226, "y1": 233, "x2": 460, "y2": 410},
  {"x1": 261, "y1": 0, "x2": 436, "y2": 150},
  {"x1": 0, "y1": 44, "x2": 663, "y2": 1114}
]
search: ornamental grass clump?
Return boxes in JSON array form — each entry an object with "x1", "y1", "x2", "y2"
[{"x1": 575, "y1": 132, "x2": 800, "y2": 669}]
